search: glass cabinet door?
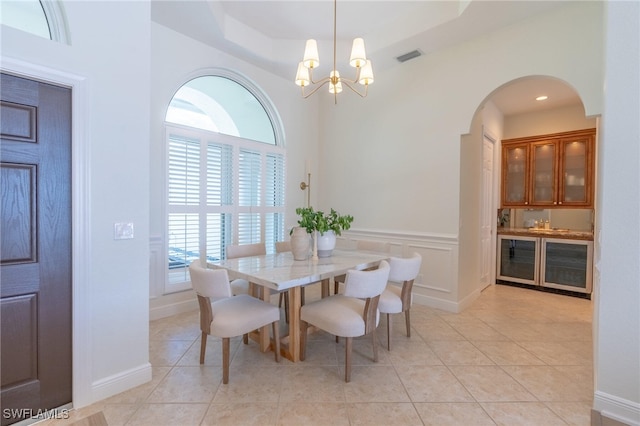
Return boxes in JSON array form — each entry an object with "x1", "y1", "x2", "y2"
[
  {"x1": 541, "y1": 238, "x2": 593, "y2": 294},
  {"x1": 502, "y1": 144, "x2": 529, "y2": 206},
  {"x1": 559, "y1": 138, "x2": 590, "y2": 206},
  {"x1": 530, "y1": 141, "x2": 556, "y2": 205},
  {"x1": 497, "y1": 236, "x2": 539, "y2": 284}
]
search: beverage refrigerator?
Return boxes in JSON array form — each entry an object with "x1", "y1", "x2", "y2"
[{"x1": 497, "y1": 235, "x2": 593, "y2": 295}]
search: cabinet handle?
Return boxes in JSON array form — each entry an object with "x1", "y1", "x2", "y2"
[
  {"x1": 525, "y1": 202, "x2": 528, "y2": 205},
  {"x1": 554, "y1": 202, "x2": 557, "y2": 205},
  {"x1": 559, "y1": 201, "x2": 563, "y2": 205}
]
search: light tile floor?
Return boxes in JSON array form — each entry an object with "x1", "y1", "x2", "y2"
[{"x1": 43, "y1": 284, "x2": 594, "y2": 425}]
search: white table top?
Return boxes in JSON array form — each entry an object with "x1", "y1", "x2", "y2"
[{"x1": 207, "y1": 249, "x2": 388, "y2": 291}]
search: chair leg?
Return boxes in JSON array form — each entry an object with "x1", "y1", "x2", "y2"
[
  {"x1": 345, "y1": 337, "x2": 352, "y2": 383},
  {"x1": 372, "y1": 329, "x2": 379, "y2": 362},
  {"x1": 405, "y1": 309, "x2": 411, "y2": 338},
  {"x1": 243, "y1": 333, "x2": 249, "y2": 345},
  {"x1": 200, "y1": 332, "x2": 207, "y2": 364},
  {"x1": 386, "y1": 313, "x2": 392, "y2": 351},
  {"x1": 222, "y1": 337, "x2": 230, "y2": 384},
  {"x1": 300, "y1": 321, "x2": 308, "y2": 361},
  {"x1": 272, "y1": 321, "x2": 281, "y2": 362}
]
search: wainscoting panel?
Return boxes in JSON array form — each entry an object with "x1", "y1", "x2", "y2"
[
  {"x1": 148, "y1": 235, "x2": 197, "y2": 320},
  {"x1": 340, "y1": 229, "x2": 461, "y2": 311}
]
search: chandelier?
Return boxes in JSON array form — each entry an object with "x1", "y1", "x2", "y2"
[{"x1": 294, "y1": 0, "x2": 374, "y2": 103}]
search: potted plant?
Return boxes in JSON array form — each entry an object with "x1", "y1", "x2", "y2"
[
  {"x1": 293, "y1": 207, "x2": 353, "y2": 258},
  {"x1": 287, "y1": 207, "x2": 314, "y2": 260}
]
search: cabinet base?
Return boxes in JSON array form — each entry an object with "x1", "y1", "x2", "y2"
[{"x1": 496, "y1": 280, "x2": 591, "y2": 300}]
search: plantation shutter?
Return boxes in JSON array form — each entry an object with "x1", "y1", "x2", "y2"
[
  {"x1": 167, "y1": 135, "x2": 201, "y2": 283},
  {"x1": 238, "y1": 149, "x2": 261, "y2": 244},
  {"x1": 165, "y1": 126, "x2": 285, "y2": 292},
  {"x1": 265, "y1": 153, "x2": 286, "y2": 253},
  {"x1": 205, "y1": 142, "x2": 233, "y2": 261}
]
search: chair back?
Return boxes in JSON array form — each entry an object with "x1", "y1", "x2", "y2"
[
  {"x1": 275, "y1": 241, "x2": 291, "y2": 253},
  {"x1": 189, "y1": 260, "x2": 232, "y2": 299},
  {"x1": 356, "y1": 240, "x2": 391, "y2": 253},
  {"x1": 388, "y1": 253, "x2": 422, "y2": 283},
  {"x1": 344, "y1": 260, "x2": 390, "y2": 299},
  {"x1": 226, "y1": 242, "x2": 266, "y2": 259}
]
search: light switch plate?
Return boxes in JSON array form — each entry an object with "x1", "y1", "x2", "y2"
[{"x1": 114, "y1": 222, "x2": 134, "y2": 240}]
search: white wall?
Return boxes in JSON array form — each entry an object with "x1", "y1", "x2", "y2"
[
  {"x1": 458, "y1": 109, "x2": 483, "y2": 304},
  {"x1": 593, "y1": 1, "x2": 640, "y2": 424},
  {"x1": 504, "y1": 104, "x2": 598, "y2": 139},
  {"x1": 1, "y1": 1, "x2": 152, "y2": 406},
  {"x1": 317, "y1": 2, "x2": 604, "y2": 309}
]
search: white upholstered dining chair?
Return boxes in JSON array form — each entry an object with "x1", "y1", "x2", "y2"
[
  {"x1": 225, "y1": 242, "x2": 267, "y2": 296},
  {"x1": 300, "y1": 260, "x2": 390, "y2": 382},
  {"x1": 275, "y1": 240, "x2": 291, "y2": 253},
  {"x1": 189, "y1": 260, "x2": 280, "y2": 384},
  {"x1": 334, "y1": 240, "x2": 391, "y2": 294},
  {"x1": 227, "y1": 242, "x2": 289, "y2": 316},
  {"x1": 377, "y1": 252, "x2": 422, "y2": 351}
]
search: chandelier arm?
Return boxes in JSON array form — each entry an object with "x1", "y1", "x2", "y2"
[
  {"x1": 341, "y1": 80, "x2": 368, "y2": 98},
  {"x1": 339, "y1": 75, "x2": 359, "y2": 85},
  {"x1": 308, "y1": 69, "x2": 331, "y2": 86},
  {"x1": 301, "y1": 80, "x2": 332, "y2": 99}
]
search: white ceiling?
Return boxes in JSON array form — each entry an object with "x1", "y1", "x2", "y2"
[{"x1": 151, "y1": 0, "x2": 583, "y2": 115}]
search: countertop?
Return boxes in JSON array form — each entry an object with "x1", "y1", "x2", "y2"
[{"x1": 497, "y1": 227, "x2": 594, "y2": 241}]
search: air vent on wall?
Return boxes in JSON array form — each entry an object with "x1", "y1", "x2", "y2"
[{"x1": 396, "y1": 49, "x2": 422, "y2": 63}]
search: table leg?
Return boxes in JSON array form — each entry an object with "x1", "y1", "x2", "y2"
[
  {"x1": 321, "y1": 278, "x2": 330, "y2": 298},
  {"x1": 281, "y1": 285, "x2": 301, "y2": 362},
  {"x1": 246, "y1": 283, "x2": 272, "y2": 352},
  {"x1": 258, "y1": 285, "x2": 271, "y2": 352}
]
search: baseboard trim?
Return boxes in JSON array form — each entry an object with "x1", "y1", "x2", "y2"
[
  {"x1": 150, "y1": 297, "x2": 198, "y2": 321},
  {"x1": 457, "y1": 288, "x2": 482, "y2": 312},
  {"x1": 91, "y1": 363, "x2": 152, "y2": 403},
  {"x1": 593, "y1": 390, "x2": 640, "y2": 426},
  {"x1": 412, "y1": 292, "x2": 459, "y2": 312}
]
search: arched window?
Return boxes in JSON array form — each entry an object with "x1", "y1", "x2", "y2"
[
  {"x1": 1, "y1": 0, "x2": 69, "y2": 43},
  {"x1": 165, "y1": 73, "x2": 286, "y2": 291}
]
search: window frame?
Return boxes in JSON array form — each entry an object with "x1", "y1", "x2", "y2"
[{"x1": 163, "y1": 72, "x2": 285, "y2": 294}]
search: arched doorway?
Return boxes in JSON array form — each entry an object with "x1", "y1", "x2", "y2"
[{"x1": 459, "y1": 75, "x2": 599, "y2": 304}]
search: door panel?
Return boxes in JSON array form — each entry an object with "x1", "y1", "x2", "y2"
[
  {"x1": 1, "y1": 163, "x2": 37, "y2": 263},
  {"x1": 1, "y1": 73, "x2": 72, "y2": 425}
]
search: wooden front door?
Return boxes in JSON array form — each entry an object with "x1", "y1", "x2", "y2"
[{"x1": 1, "y1": 73, "x2": 72, "y2": 425}]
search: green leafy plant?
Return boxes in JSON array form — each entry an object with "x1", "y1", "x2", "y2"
[
  {"x1": 293, "y1": 207, "x2": 354, "y2": 236},
  {"x1": 321, "y1": 208, "x2": 354, "y2": 235},
  {"x1": 293, "y1": 207, "x2": 319, "y2": 234}
]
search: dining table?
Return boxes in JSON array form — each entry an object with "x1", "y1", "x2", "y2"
[{"x1": 207, "y1": 249, "x2": 389, "y2": 362}]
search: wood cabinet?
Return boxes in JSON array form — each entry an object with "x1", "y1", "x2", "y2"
[{"x1": 501, "y1": 128, "x2": 595, "y2": 208}]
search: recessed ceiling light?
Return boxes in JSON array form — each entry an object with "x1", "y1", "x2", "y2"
[{"x1": 536, "y1": 95, "x2": 548, "y2": 101}]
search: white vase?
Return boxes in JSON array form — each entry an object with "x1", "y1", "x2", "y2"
[
  {"x1": 316, "y1": 230, "x2": 336, "y2": 258},
  {"x1": 290, "y1": 227, "x2": 310, "y2": 260}
]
